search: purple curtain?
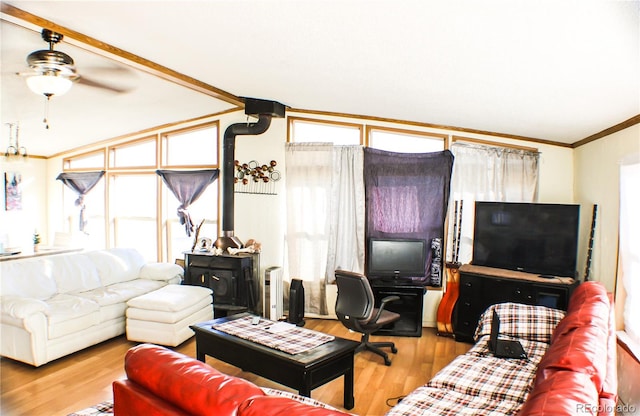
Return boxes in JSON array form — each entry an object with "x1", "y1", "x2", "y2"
[
  {"x1": 364, "y1": 149, "x2": 454, "y2": 284},
  {"x1": 156, "y1": 169, "x2": 219, "y2": 236},
  {"x1": 56, "y1": 171, "x2": 106, "y2": 233}
]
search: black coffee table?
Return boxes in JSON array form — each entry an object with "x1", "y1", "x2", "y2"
[{"x1": 190, "y1": 313, "x2": 358, "y2": 409}]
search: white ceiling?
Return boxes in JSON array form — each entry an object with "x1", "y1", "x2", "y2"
[{"x1": 1, "y1": 0, "x2": 639, "y2": 157}]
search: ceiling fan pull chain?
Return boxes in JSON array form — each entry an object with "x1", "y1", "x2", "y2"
[{"x1": 43, "y1": 94, "x2": 51, "y2": 129}]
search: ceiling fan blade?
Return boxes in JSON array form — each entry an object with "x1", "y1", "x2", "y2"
[{"x1": 76, "y1": 75, "x2": 133, "y2": 94}]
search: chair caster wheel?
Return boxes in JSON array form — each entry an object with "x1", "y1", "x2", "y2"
[
  {"x1": 384, "y1": 358, "x2": 392, "y2": 366},
  {"x1": 391, "y1": 347, "x2": 398, "y2": 354}
]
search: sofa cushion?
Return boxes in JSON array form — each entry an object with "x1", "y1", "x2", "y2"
[
  {"x1": 45, "y1": 294, "x2": 100, "y2": 339},
  {"x1": 86, "y1": 248, "x2": 145, "y2": 286},
  {"x1": 126, "y1": 285, "x2": 212, "y2": 312},
  {"x1": 518, "y1": 370, "x2": 600, "y2": 416},
  {"x1": 427, "y1": 348, "x2": 539, "y2": 404},
  {"x1": 260, "y1": 388, "x2": 344, "y2": 412},
  {"x1": 0, "y1": 258, "x2": 57, "y2": 300},
  {"x1": 138, "y1": 263, "x2": 184, "y2": 281},
  {"x1": 385, "y1": 385, "x2": 525, "y2": 416},
  {"x1": 474, "y1": 302, "x2": 565, "y2": 343},
  {"x1": 127, "y1": 295, "x2": 212, "y2": 324},
  {"x1": 50, "y1": 254, "x2": 102, "y2": 294},
  {"x1": 76, "y1": 279, "x2": 165, "y2": 306},
  {"x1": 238, "y1": 396, "x2": 351, "y2": 416},
  {"x1": 124, "y1": 344, "x2": 265, "y2": 416}
]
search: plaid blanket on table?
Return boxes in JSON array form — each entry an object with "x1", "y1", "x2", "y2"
[{"x1": 212, "y1": 316, "x2": 334, "y2": 355}]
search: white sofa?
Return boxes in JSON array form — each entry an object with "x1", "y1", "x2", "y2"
[{"x1": 0, "y1": 248, "x2": 183, "y2": 366}]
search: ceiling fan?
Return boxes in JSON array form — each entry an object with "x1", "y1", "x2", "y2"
[{"x1": 18, "y1": 28, "x2": 134, "y2": 97}]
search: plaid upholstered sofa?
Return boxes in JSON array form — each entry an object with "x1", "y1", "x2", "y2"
[{"x1": 387, "y1": 281, "x2": 617, "y2": 416}]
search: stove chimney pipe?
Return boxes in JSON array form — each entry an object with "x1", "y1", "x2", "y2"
[{"x1": 216, "y1": 98, "x2": 285, "y2": 250}]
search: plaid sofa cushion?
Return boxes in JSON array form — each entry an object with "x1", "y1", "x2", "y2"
[
  {"x1": 386, "y1": 337, "x2": 550, "y2": 416},
  {"x1": 427, "y1": 338, "x2": 545, "y2": 405},
  {"x1": 261, "y1": 387, "x2": 353, "y2": 413},
  {"x1": 385, "y1": 385, "x2": 524, "y2": 416},
  {"x1": 474, "y1": 302, "x2": 566, "y2": 343}
]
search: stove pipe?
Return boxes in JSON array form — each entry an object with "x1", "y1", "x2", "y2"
[{"x1": 216, "y1": 98, "x2": 285, "y2": 250}]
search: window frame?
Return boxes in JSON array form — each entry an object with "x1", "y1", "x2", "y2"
[
  {"x1": 288, "y1": 116, "x2": 364, "y2": 145},
  {"x1": 61, "y1": 121, "x2": 220, "y2": 262}
]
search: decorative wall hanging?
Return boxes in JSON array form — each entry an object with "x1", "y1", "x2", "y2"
[
  {"x1": 234, "y1": 159, "x2": 281, "y2": 195},
  {"x1": 4, "y1": 172, "x2": 22, "y2": 211}
]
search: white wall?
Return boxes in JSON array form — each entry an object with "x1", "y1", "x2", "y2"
[
  {"x1": 573, "y1": 124, "x2": 640, "y2": 292},
  {"x1": 0, "y1": 156, "x2": 48, "y2": 251}
]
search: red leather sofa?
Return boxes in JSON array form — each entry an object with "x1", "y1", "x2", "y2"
[{"x1": 113, "y1": 282, "x2": 616, "y2": 416}]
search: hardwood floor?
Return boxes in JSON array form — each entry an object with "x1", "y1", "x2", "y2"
[{"x1": 0, "y1": 319, "x2": 470, "y2": 416}]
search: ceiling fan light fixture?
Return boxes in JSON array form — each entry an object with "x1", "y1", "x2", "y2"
[{"x1": 26, "y1": 73, "x2": 73, "y2": 97}]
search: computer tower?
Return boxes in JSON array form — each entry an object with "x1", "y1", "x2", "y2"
[{"x1": 288, "y1": 278, "x2": 305, "y2": 326}]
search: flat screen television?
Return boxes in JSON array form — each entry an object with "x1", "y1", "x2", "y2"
[
  {"x1": 367, "y1": 238, "x2": 427, "y2": 279},
  {"x1": 472, "y1": 202, "x2": 580, "y2": 277}
]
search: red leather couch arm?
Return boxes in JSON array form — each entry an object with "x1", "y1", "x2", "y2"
[
  {"x1": 113, "y1": 379, "x2": 189, "y2": 416},
  {"x1": 116, "y1": 344, "x2": 265, "y2": 416}
]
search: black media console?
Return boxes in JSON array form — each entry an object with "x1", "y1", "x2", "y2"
[{"x1": 453, "y1": 264, "x2": 579, "y2": 343}]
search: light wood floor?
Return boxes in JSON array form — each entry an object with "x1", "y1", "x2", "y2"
[{"x1": 0, "y1": 319, "x2": 470, "y2": 416}]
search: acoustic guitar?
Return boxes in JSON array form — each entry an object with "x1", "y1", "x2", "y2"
[{"x1": 437, "y1": 200, "x2": 463, "y2": 336}]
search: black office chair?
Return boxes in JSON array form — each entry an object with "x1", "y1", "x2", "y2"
[{"x1": 334, "y1": 269, "x2": 401, "y2": 365}]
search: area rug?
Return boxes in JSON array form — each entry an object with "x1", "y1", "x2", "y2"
[{"x1": 67, "y1": 400, "x2": 113, "y2": 416}]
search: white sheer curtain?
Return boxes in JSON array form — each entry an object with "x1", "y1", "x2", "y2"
[
  {"x1": 618, "y1": 157, "x2": 640, "y2": 358},
  {"x1": 326, "y1": 146, "x2": 365, "y2": 282},
  {"x1": 448, "y1": 142, "x2": 540, "y2": 263},
  {"x1": 284, "y1": 144, "x2": 365, "y2": 314}
]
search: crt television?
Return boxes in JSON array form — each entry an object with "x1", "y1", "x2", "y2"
[
  {"x1": 367, "y1": 238, "x2": 427, "y2": 279},
  {"x1": 472, "y1": 202, "x2": 580, "y2": 277}
]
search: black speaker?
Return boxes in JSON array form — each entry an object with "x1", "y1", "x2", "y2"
[
  {"x1": 209, "y1": 270, "x2": 237, "y2": 305},
  {"x1": 288, "y1": 278, "x2": 305, "y2": 326}
]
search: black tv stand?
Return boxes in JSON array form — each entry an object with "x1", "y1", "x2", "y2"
[{"x1": 369, "y1": 279, "x2": 425, "y2": 337}]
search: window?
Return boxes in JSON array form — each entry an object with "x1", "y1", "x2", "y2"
[
  {"x1": 61, "y1": 121, "x2": 220, "y2": 262},
  {"x1": 368, "y1": 127, "x2": 445, "y2": 153},
  {"x1": 109, "y1": 173, "x2": 158, "y2": 261},
  {"x1": 109, "y1": 137, "x2": 157, "y2": 168},
  {"x1": 62, "y1": 179, "x2": 105, "y2": 250},
  {"x1": 163, "y1": 181, "x2": 218, "y2": 261},
  {"x1": 289, "y1": 117, "x2": 362, "y2": 145},
  {"x1": 63, "y1": 150, "x2": 105, "y2": 170},
  {"x1": 618, "y1": 159, "x2": 640, "y2": 358},
  {"x1": 162, "y1": 122, "x2": 218, "y2": 167}
]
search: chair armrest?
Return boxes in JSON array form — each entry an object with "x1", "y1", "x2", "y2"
[
  {"x1": 380, "y1": 295, "x2": 400, "y2": 308},
  {"x1": 372, "y1": 295, "x2": 401, "y2": 322}
]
